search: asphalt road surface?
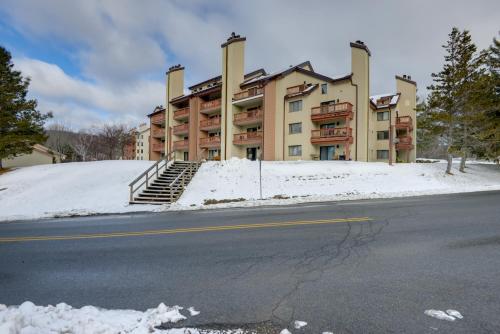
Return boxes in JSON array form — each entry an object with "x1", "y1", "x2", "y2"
[{"x1": 1, "y1": 191, "x2": 500, "y2": 333}]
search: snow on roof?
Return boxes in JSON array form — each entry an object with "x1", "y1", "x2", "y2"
[{"x1": 370, "y1": 93, "x2": 400, "y2": 109}]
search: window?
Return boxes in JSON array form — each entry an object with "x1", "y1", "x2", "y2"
[
  {"x1": 377, "y1": 131, "x2": 389, "y2": 140},
  {"x1": 377, "y1": 111, "x2": 390, "y2": 121},
  {"x1": 321, "y1": 83, "x2": 328, "y2": 94},
  {"x1": 288, "y1": 145, "x2": 302, "y2": 156},
  {"x1": 377, "y1": 150, "x2": 389, "y2": 159},
  {"x1": 289, "y1": 122, "x2": 302, "y2": 134},
  {"x1": 289, "y1": 100, "x2": 302, "y2": 112}
]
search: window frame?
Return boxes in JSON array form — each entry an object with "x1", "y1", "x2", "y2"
[
  {"x1": 288, "y1": 145, "x2": 302, "y2": 156},
  {"x1": 377, "y1": 130, "x2": 389, "y2": 140},
  {"x1": 288, "y1": 122, "x2": 302, "y2": 134},
  {"x1": 377, "y1": 111, "x2": 390, "y2": 121},
  {"x1": 289, "y1": 100, "x2": 303, "y2": 112},
  {"x1": 321, "y1": 83, "x2": 328, "y2": 95},
  {"x1": 376, "y1": 150, "x2": 389, "y2": 159}
]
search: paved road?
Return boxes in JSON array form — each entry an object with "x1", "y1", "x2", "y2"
[{"x1": 1, "y1": 191, "x2": 500, "y2": 333}]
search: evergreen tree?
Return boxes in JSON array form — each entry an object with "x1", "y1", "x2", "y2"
[
  {"x1": 427, "y1": 28, "x2": 479, "y2": 173},
  {"x1": 0, "y1": 46, "x2": 52, "y2": 168}
]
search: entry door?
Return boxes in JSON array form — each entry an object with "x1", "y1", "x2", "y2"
[
  {"x1": 246, "y1": 147, "x2": 257, "y2": 161},
  {"x1": 183, "y1": 152, "x2": 189, "y2": 161},
  {"x1": 320, "y1": 146, "x2": 335, "y2": 160}
]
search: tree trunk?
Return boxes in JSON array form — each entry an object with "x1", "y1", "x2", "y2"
[
  {"x1": 446, "y1": 154, "x2": 453, "y2": 174},
  {"x1": 459, "y1": 152, "x2": 467, "y2": 173}
]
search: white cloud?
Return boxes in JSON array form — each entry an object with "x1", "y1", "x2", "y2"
[
  {"x1": 14, "y1": 58, "x2": 163, "y2": 129},
  {"x1": 3, "y1": 0, "x2": 500, "y2": 128}
]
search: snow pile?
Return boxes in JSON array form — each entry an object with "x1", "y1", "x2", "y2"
[
  {"x1": 0, "y1": 301, "x2": 185, "y2": 334},
  {"x1": 0, "y1": 302, "x2": 251, "y2": 334},
  {"x1": 174, "y1": 159, "x2": 500, "y2": 209},
  {"x1": 425, "y1": 309, "x2": 463, "y2": 322},
  {"x1": 0, "y1": 160, "x2": 156, "y2": 221}
]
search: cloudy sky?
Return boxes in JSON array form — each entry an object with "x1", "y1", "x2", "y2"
[{"x1": 1, "y1": 0, "x2": 498, "y2": 129}]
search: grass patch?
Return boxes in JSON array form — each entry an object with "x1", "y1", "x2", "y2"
[
  {"x1": 272, "y1": 194, "x2": 290, "y2": 200},
  {"x1": 204, "y1": 198, "x2": 246, "y2": 205}
]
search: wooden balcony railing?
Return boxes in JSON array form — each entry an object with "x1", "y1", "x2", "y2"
[
  {"x1": 396, "y1": 136, "x2": 414, "y2": 150},
  {"x1": 233, "y1": 108, "x2": 263, "y2": 126},
  {"x1": 200, "y1": 136, "x2": 221, "y2": 148},
  {"x1": 233, "y1": 87, "x2": 264, "y2": 101},
  {"x1": 199, "y1": 117, "x2": 221, "y2": 131},
  {"x1": 311, "y1": 102, "x2": 353, "y2": 122},
  {"x1": 173, "y1": 139, "x2": 189, "y2": 151},
  {"x1": 152, "y1": 142, "x2": 165, "y2": 152},
  {"x1": 311, "y1": 127, "x2": 353, "y2": 144},
  {"x1": 151, "y1": 113, "x2": 165, "y2": 125},
  {"x1": 396, "y1": 116, "x2": 413, "y2": 130},
  {"x1": 173, "y1": 123, "x2": 189, "y2": 135},
  {"x1": 233, "y1": 131, "x2": 263, "y2": 145},
  {"x1": 151, "y1": 128, "x2": 165, "y2": 138},
  {"x1": 200, "y1": 99, "x2": 221, "y2": 113},
  {"x1": 173, "y1": 107, "x2": 190, "y2": 120},
  {"x1": 286, "y1": 84, "x2": 306, "y2": 95}
]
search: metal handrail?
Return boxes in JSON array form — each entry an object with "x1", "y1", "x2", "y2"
[
  {"x1": 129, "y1": 151, "x2": 174, "y2": 202},
  {"x1": 167, "y1": 162, "x2": 197, "y2": 202}
]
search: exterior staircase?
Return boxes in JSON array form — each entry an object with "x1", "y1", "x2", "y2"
[{"x1": 129, "y1": 158, "x2": 201, "y2": 204}]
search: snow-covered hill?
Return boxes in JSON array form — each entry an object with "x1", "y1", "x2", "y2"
[
  {"x1": 0, "y1": 159, "x2": 499, "y2": 221},
  {"x1": 0, "y1": 160, "x2": 155, "y2": 221}
]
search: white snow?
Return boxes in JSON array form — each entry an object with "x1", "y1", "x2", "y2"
[
  {"x1": 279, "y1": 329, "x2": 292, "y2": 334},
  {"x1": 1, "y1": 159, "x2": 498, "y2": 221},
  {"x1": 174, "y1": 159, "x2": 500, "y2": 210},
  {"x1": 425, "y1": 309, "x2": 464, "y2": 322},
  {"x1": 0, "y1": 160, "x2": 157, "y2": 221},
  {"x1": 446, "y1": 309, "x2": 463, "y2": 319},
  {"x1": 0, "y1": 301, "x2": 250, "y2": 334},
  {"x1": 294, "y1": 320, "x2": 308, "y2": 329},
  {"x1": 187, "y1": 307, "x2": 200, "y2": 316},
  {"x1": 0, "y1": 301, "x2": 186, "y2": 334}
]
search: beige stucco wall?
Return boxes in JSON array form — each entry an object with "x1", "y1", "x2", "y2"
[
  {"x1": 221, "y1": 39, "x2": 245, "y2": 160},
  {"x1": 351, "y1": 47, "x2": 370, "y2": 162},
  {"x1": 2, "y1": 149, "x2": 57, "y2": 168},
  {"x1": 166, "y1": 68, "x2": 185, "y2": 157},
  {"x1": 396, "y1": 78, "x2": 417, "y2": 162},
  {"x1": 268, "y1": 71, "x2": 356, "y2": 161},
  {"x1": 135, "y1": 125, "x2": 150, "y2": 160}
]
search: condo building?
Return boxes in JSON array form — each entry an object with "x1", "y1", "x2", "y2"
[
  {"x1": 149, "y1": 33, "x2": 416, "y2": 163},
  {"x1": 135, "y1": 123, "x2": 150, "y2": 160}
]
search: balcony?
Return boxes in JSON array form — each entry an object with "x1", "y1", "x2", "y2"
[
  {"x1": 199, "y1": 117, "x2": 221, "y2": 131},
  {"x1": 233, "y1": 87, "x2": 264, "y2": 107},
  {"x1": 200, "y1": 136, "x2": 221, "y2": 149},
  {"x1": 233, "y1": 108, "x2": 263, "y2": 126},
  {"x1": 233, "y1": 131, "x2": 263, "y2": 146},
  {"x1": 396, "y1": 116, "x2": 413, "y2": 130},
  {"x1": 311, "y1": 127, "x2": 353, "y2": 144},
  {"x1": 395, "y1": 136, "x2": 414, "y2": 150},
  {"x1": 311, "y1": 102, "x2": 353, "y2": 122},
  {"x1": 286, "y1": 84, "x2": 307, "y2": 95},
  {"x1": 173, "y1": 139, "x2": 189, "y2": 151},
  {"x1": 173, "y1": 123, "x2": 189, "y2": 136},
  {"x1": 200, "y1": 99, "x2": 221, "y2": 114},
  {"x1": 151, "y1": 128, "x2": 165, "y2": 139},
  {"x1": 151, "y1": 113, "x2": 165, "y2": 125},
  {"x1": 173, "y1": 107, "x2": 190, "y2": 121},
  {"x1": 152, "y1": 142, "x2": 165, "y2": 153}
]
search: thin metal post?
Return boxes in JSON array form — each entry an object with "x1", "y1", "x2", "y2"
[{"x1": 259, "y1": 156, "x2": 262, "y2": 200}]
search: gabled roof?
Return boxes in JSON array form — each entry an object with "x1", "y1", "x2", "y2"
[
  {"x1": 188, "y1": 68, "x2": 268, "y2": 91},
  {"x1": 240, "y1": 61, "x2": 351, "y2": 89},
  {"x1": 147, "y1": 106, "x2": 166, "y2": 117},
  {"x1": 369, "y1": 93, "x2": 400, "y2": 109}
]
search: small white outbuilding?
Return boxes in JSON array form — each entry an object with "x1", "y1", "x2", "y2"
[{"x1": 1, "y1": 144, "x2": 65, "y2": 168}]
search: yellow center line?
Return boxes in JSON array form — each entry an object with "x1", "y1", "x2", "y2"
[{"x1": 0, "y1": 217, "x2": 372, "y2": 243}]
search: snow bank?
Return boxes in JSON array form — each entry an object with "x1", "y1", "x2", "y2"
[
  {"x1": 0, "y1": 301, "x2": 245, "y2": 334},
  {"x1": 174, "y1": 159, "x2": 500, "y2": 209},
  {"x1": 0, "y1": 160, "x2": 156, "y2": 221}
]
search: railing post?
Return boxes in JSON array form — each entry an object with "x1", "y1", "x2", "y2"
[{"x1": 129, "y1": 185, "x2": 133, "y2": 203}]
